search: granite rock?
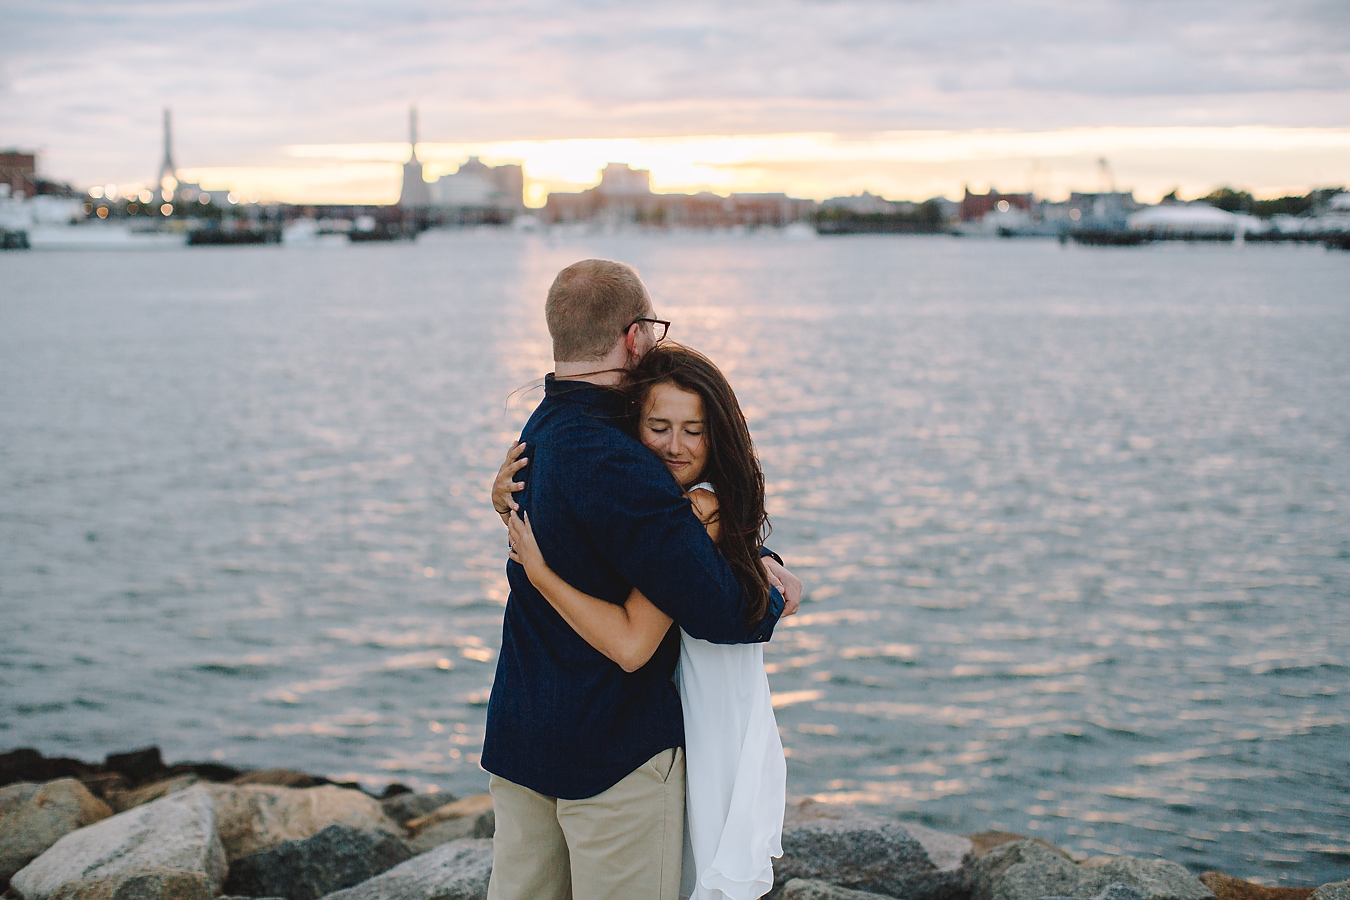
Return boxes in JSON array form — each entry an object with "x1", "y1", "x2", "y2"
[
  {"x1": 382, "y1": 792, "x2": 459, "y2": 826},
  {"x1": 229, "y1": 769, "x2": 326, "y2": 789},
  {"x1": 971, "y1": 840, "x2": 1095, "y2": 900},
  {"x1": 1199, "y1": 872, "x2": 1314, "y2": 900},
  {"x1": 970, "y1": 833, "x2": 1036, "y2": 858},
  {"x1": 204, "y1": 783, "x2": 404, "y2": 861},
  {"x1": 1078, "y1": 856, "x2": 1216, "y2": 900},
  {"x1": 774, "y1": 807, "x2": 972, "y2": 900},
  {"x1": 1310, "y1": 882, "x2": 1349, "y2": 900},
  {"x1": 9, "y1": 786, "x2": 226, "y2": 900},
  {"x1": 106, "y1": 776, "x2": 201, "y2": 814},
  {"x1": 971, "y1": 840, "x2": 1214, "y2": 900},
  {"x1": 1, "y1": 779, "x2": 113, "y2": 888},
  {"x1": 322, "y1": 837, "x2": 493, "y2": 900},
  {"x1": 406, "y1": 794, "x2": 494, "y2": 834},
  {"x1": 407, "y1": 795, "x2": 495, "y2": 853},
  {"x1": 101, "y1": 750, "x2": 167, "y2": 787},
  {"x1": 45, "y1": 867, "x2": 214, "y2": 900},
  {"x1": 1042, "y1": 884, "x2": 1147, "y2": 900},
  {"x1": 224, "y1": 824, "x2": 413, "y2": 900},
  {"x1": 408, "y1": 813, "x2": 495, "y2": 854},
  {"x1": 782, "y1": 878, "x2": 900, "y2": 899},
  {"x1": 0, "y1": 750, "x2": 96, "y2": 789}
]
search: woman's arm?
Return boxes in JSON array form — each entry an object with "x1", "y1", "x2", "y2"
[
  {"x1": 687, "y1": 488, "x2": 720, "y2": 542},
  {"x1": 508, "y1": 512, "x2": 674, "y2": 673}
]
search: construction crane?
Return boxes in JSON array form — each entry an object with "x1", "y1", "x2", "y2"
[{"x1": 1098, "y1": 157, "x2": 1117, "y2": 194}]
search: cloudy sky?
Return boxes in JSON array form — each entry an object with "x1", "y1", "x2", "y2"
[{"x1": 3, "y1": 0, "x2": 1348, "y2": 204}]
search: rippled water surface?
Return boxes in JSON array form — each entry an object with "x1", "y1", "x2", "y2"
[{"x1": 2, "y1": 233, "x2": 1347, "y2": 883}]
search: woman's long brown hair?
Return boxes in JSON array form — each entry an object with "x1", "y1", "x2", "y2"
[{"x1": 626, "y1": 344, "x2": 774, "y2": 624}]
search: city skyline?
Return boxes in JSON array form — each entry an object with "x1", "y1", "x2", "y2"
[{"x1": 3, "y1": 1, "x2": 1348, "y2": 205}]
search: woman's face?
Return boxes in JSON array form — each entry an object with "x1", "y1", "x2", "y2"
[{"x1": 639, "y1": 382, "x2": 708, "y2": 490}]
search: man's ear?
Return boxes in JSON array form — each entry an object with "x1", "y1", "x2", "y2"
[{"x1": 622, "y1": 323, "x2": 640, "y2": 357}]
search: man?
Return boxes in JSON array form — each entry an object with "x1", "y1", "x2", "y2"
[{"x1": 482, "y1": 259, "x2": 802, "y2": 900}]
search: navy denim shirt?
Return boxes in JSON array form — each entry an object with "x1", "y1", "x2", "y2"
[{"x1": 481, "y1": 376, "x2": 784, "y2": 800}]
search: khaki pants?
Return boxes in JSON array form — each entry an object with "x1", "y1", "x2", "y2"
[{"x1": 486, "y1": 747, "x2": 685, "y2": 900}]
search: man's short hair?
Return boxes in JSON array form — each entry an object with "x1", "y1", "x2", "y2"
[{"x1": 546, "y1": 259, "x2": 651, "y2": 362}]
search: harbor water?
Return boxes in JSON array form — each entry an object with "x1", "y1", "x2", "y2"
[{"x1": 2, "y1": 232, "x2": 1347, "y2": 883}]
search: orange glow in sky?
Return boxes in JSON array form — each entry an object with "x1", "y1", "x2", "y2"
[{"x1": 165, "y1": 127, "x2": 1350, "y2": 207}]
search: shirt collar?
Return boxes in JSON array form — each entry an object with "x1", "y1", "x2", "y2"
[{"x1": 545, "y1": 373, "x2": 627, "y2": 415}]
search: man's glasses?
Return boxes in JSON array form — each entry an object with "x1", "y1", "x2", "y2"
[{"x1": 627, "y1": 317, "x2": 670, "y2": 342}]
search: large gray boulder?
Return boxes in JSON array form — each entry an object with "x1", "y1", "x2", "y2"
[
  {"x1": 970, "y1": 840, "x2": 1214, "y2": 900},
  {"x1": 382, "y1": 792, "x2": 458, "y2": 826},
  {"x1": 970, "y1": 839, "x2": 1084, "y2": 900},
  {"x1": 323, "y1": 837, "x2": 493, "y2": 900},
  {"x1": 203, "y1": 783, "x2": 405, "y2": 861},
  {"x1": 783, "y1": 878, "x2": 900, "y2": 899},
  {"x1": 1311, "y1": 882, "x2": 1350, "y2": 900},
  {"x1": 223, "y1": 824, "x2": 413, "y2": 900},
  {"x1": 1, "y1": 779, "x2": 113, "y2": 888},
  {"x1": 774, "y1": 808, "x2": 972, "y2": 900},
  {"x1": 44, "y1": 867, "x2": 215, "y2": 900},
  {"x1": 1078, "y1": 857, "x2": 1215, "y2": 900},
  {"x1": 10, "y1": 785, "x2": 226, "y2": 900},
  {"x1": 105, "y1": 775, "x2": 201, "y2": 814},
  {"x1": 406, "y1": 795, "x2": 496, "y2": 854},
  {"x1": 1043, "y1": 884, "x2": 1148, "y2": 900}
]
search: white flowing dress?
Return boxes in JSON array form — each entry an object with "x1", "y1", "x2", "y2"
[{"x1": 675, "y1": 484, "x2": 787, "y2": 900}]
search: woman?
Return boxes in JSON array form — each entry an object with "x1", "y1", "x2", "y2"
[{"x1": 492, "y1": 344, "x2": 786, "y2": 900}]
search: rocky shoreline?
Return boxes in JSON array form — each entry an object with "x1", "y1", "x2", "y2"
[{"x1": 2, "y1": 747, "x2": 1345, "y2": 900}]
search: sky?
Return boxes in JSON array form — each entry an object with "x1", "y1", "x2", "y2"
[{"x1": 2, "y1": 0, "x2": 1348, "y2": 205}]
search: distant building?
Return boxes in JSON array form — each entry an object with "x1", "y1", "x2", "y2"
[
  {"x1": 596, "y1": 163, "x2": 652, "y2": 197},
  {"x1": 1066, "y1": 191, "x2": 1138, "y2": 227},
  {"x1": 960, "y1": 187, "x2": 1032, "y2": 221},
  {"x1": 429, "y1": 156, "x2": 524, "y2": 211},
  {"x1": 399, "y1": 107, "x2": 431, "y2": 208},
  {"x1": 725, "y1": 193, "x2": 817, "y2": 227},
  {"x1": 821, "y1": 192, "x2": 896, "y2": 215},
  {"x1": 541, "y1": 163, "x2": 815, "y2": 228},
  {"x1": 1, "y1": 151, "x2": 37, "y2": 198}
]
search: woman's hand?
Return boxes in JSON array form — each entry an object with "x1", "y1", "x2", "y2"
[
  {"x1": 763, "y1": 556, "x2": 802, "y2": 617},
  {"x1": 492, "y1": 441, "x2": 528, "y2": 522},
  {"x1": 507, "y1": 511, "x2": 547, "y2": 584}
]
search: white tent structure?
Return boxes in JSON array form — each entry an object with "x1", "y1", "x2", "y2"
[{"x1": 1127, "y1": 203, "x2": 1264, "y2": 236}]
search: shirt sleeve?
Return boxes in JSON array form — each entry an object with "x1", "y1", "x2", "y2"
[{"x1": 573, "y1": 447, "x2": 782, "y2": 645}]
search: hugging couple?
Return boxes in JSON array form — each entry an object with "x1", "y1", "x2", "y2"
[{"x1": 483, "y1": 258, "x2": 804, "y2": 900}]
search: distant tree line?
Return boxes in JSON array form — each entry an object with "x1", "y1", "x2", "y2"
[
  {"x1": 1163, "y1": 186, "x2": 1346, "y2": 218},
  {"x1": 813, "y1": 199, "x2": 947, "y2": 234}
]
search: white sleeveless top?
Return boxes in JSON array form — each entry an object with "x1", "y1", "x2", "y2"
[{"x1": 676, "y1": 483, "x2": 786, "y2": 900}]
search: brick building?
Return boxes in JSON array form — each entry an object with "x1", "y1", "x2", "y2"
[
  {"x1": 1, "y1": 151, "x2": 38, "y2": 197},
  {"x1": 960, "y1": 187, "x2": 1033, "y2": 221}
]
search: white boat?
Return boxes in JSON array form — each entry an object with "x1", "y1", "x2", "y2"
[
  {"x1": 25, "y1": 224, "x2": 187, "y2": 250},
  {"x1": 1, "y1": 191, "x2": 187, "y2": 250},
  {"x1": 282, "y1": 218, "x2": 347, "y2": 247}
]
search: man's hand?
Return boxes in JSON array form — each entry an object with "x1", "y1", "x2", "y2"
[
  {"x1": 762, "y1": 557, "x2": 802, "y2": 617},
  {"x1": 492, "y1": 441, "x2": 528, "y2": 521}
]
